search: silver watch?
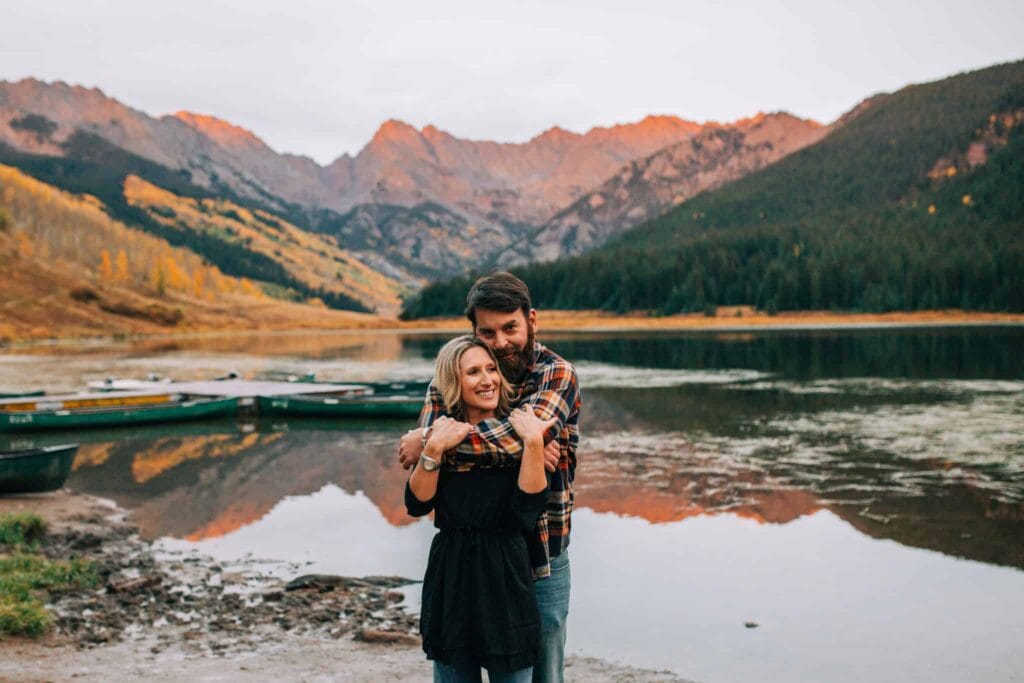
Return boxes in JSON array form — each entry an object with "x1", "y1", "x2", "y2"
[{"x1": 419, "y1": 453, "x2": 441, "y2": 471}]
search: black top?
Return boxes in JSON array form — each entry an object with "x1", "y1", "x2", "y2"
[{"x1": 405, "y1": 467, "x2": 549, "y2": 673}]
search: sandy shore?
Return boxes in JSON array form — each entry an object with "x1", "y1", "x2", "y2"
[{"x1": 0, "y1": 490, "x2": 690, "y2": 682}]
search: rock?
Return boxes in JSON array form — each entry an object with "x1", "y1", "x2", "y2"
[
  {"x1": 107, "y1": 575, "x2": 162, "y2": 594},
  {"x1": 361, "y1": 576, "x2": 417, "y2": 588},
  {"x1": 356, "y1": 629, "x2": 421, "y2": 646},
  {"x1": 284, "y1": 574, "x2": 368, "y2": 592},
  {"x1": 744, "y1": 621, "x2": 759, "y2": 629}
]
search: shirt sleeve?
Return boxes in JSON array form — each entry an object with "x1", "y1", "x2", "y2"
[
  {"x1": 404, "y1": 479, "x2": 436, "y2": 517},
  {"x1": 453, "y1": 357, "x2": 580, "y2": 468},
  {"x1": 511, "y1": 472, "x2": 551, "y2": 533},
  {"x1": 418, "y1": 382, "x2": 446, "y2": 429}
]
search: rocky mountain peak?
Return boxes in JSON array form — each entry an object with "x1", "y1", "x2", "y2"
[
  {"x1": 369, "y1": 119, "x2": 423, "y2": 146},
  {"x1": 171, "y1": 111, "x2": 264, "y2": 150}
]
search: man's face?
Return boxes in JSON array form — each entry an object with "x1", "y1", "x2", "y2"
[{"x1": 472, "y1": 307, "x2": 537, "y2": 382}]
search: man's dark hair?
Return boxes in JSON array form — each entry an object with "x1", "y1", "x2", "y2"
[{"x1": 464, "y1": 272, "x2": 532, "y2": 326}]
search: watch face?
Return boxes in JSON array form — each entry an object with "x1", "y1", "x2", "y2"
[{"x1": 421, "y1": 456, "x2": 440, "y2": 471}]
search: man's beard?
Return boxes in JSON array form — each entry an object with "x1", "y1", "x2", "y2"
[{"x1": 494, "y1": 328, "x2": 535, "y2": 384}]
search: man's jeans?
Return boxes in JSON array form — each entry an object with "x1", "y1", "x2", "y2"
[
  {"x1": 432, "y1": 661, "x2": 531, "y2": 683},
  {"x1": 532, "y1": 551, "x2": 571, "y2": 683}
]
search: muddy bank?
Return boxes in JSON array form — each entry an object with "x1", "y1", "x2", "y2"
[{"x1": 0, "y1": 491, "x2": 691, "y2": 682}]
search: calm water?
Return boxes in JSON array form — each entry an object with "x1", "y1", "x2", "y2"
[{"x1": 2, "y1": 327, "x2": 1023, "y2": 682}]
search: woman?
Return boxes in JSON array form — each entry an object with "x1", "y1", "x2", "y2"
[{"x1": 406, "y1": 335, "x2": 555, "y2": 683}]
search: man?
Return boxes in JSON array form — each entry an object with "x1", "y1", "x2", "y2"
[{"x1": 399, "y1": 271, "x2": 581, "y2": 683}]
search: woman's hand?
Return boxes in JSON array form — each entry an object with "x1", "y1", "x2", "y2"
[
  {"x1": 425, "y1": 415, "x2": 472, "y2": 452},
  {"x1": 508, "y1": 405, "x2": 558, "y2": 445}
]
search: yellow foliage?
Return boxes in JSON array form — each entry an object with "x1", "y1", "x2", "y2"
[
  {"x1": 163, "y1": 255, "x2": 190, "y2": 291},
  {"x1": 122, "y1": 174, "x2": 402, "y2": 312},
  {"x1": 16, "y1": 231, "x2": 33, "y2": 259},
  {"x1": 239, "y1": 278, "x2": 264, "y2": 298},
  {"x1": 192, "y1": 269, "x2": 205, "y2": 298},
  {"x1": 945, "y1": 166, "x2": 957, "y2": 177},
  {"x1": 0, "y1": 164, "x2": 271, "y2": 307},
  {"x1": 99, "y1": 249, "x2": 113, "y2": 282},
  {"x1": 149, "y1": 261, "x2": 165, "y2": 295},
  {"x1": 962, "y1": 194, "x2": 973, "y2": 206},
  {"x1": 927, "y1": 204, "x2": 937, "y2": 215},
  {"x1": 115, "y1": 249, "x2": 130, "y2": 283}
]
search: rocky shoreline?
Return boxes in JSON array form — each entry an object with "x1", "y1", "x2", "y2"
[{"x1": 0, "y1": 490, "x2": 689, "y2": 682}]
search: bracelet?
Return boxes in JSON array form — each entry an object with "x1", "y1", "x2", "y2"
[{"x1": 421, "y1": 425, "x2": 433, "y2": 449}]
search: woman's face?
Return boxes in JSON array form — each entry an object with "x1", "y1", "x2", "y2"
[{"x1": 458, "y1": 345, "x2": 502, "y2": 413}]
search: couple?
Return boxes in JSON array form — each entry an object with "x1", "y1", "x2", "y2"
[{"x1": 399, "y1": 272, "x2": 581, "y2": 683}]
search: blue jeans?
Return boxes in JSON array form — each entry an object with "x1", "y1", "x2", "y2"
[
  {"x1": 433, "y1": 661, "x2": 532, "y2": 683},
  {"x1": 532, "y1": 551, "x2": 571, "y2": 683}
]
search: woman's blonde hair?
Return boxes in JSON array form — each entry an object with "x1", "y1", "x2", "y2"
[{"x1": 434, "y1": 335, "x2": 513, "y2": 419}]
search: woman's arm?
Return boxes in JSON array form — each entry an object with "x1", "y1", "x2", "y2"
[
  {"x1": 508, "y1": 407, "x2": 558, "y2": 494},
  {"x1": 408, "y1": 416, "x2": 470, "y2": 504}
]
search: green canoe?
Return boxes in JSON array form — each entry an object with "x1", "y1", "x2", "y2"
[
  {"x1": 0, "y1": 443, "x2": 78, "y2": 494},
  {"x1": 0, "y1": 390, "x2": 46, "y2": 399},
  {"x1": 0, "y1": 396, "x2": 240, "y2": 432},
  {"x1": 258, "y1": 394, "x2": 423, "y2": 419}
]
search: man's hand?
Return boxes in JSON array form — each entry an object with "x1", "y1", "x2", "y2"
[
  {"x1": 544, "y1": 439, "x2": 560, "y2": 473},
  {"x1": 399, "y1": 428, "x2": 425, "y2": 470}
]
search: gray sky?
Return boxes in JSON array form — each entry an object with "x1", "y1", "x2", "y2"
[{"x1": 1, "y1": 0, "x2": 1022, "y2": 164}]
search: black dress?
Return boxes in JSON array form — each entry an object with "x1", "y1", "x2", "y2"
[{"x1": 405, "y1": 467, "x2": 548, "y2": 673}]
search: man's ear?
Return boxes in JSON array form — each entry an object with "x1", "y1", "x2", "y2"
[{"x1": 528, "y1": 308, "x2": 538, "y2": 334}]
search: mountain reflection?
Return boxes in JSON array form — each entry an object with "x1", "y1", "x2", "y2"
[{"x1": 63, "y1": 377, "x2": 1023, "y2": 570}]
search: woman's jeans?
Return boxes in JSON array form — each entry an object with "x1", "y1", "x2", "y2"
[
  {"x1": 532, "y1": 551, "x2": 571, "y2": 683},
  {"x1": 433, "y1": 661, "x2": 532, "y2": 683}
]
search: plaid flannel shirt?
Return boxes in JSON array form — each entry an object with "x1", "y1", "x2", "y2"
[{"x1": 418, "y1": 341, "x2": 581, "y2": 579}]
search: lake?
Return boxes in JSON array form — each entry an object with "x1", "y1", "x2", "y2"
[{"x1": 2, "y1": 326, "x2": 1022, "y2": 682}]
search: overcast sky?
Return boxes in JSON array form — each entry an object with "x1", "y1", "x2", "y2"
[{"x1": 1, "y1": 0, "x2": 1021, "y2": 164}]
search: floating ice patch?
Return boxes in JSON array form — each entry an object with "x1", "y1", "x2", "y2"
[
  {"x1": 574, "y1": 362, "x2": 770, "y2": 388},
  {"x1": 733, "y1": 377, "x2": 1024, "y2": 396}
]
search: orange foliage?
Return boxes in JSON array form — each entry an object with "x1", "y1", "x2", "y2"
[
  {"x1": 99, "y1": 249, "x2": 113, "y2": 281},
  {"x1": 115, "y1": 249, "x2": 129, "y2": 283}
]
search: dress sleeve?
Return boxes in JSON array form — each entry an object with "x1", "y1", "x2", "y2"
[
  {"x1": 511, "y1": 473, "x2": 550, "y2": 533},
  {"x1": 405, "y1": 479, "x2": 436, "y2": 517}
]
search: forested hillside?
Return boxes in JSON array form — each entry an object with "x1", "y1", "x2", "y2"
[
  {"x1": 402, "y1": 60, "x2": 1024, "y2": 318},
  {"x1": 0, "y1": 132, "x2": 407, "y2": 313},
  {"x1": 0, "y1": 165, "x2": 380, "y2": 341}
]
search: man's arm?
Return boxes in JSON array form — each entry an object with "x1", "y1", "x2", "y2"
[
  {"x1": 453, "y1": 358, "x2": 579, "y2": 468},
  {"x1": 399, "y1": 370, "x2": 571, "y2": 471},
  {"x1": 398, "y1": 383, "x2": 447, "y2": 470}
]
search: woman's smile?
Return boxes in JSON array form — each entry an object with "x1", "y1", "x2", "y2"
[{"x1": 459, "y1": 346, "x2": 504, "y2": 415}]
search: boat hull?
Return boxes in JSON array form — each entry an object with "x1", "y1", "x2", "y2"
[
  {"x1": 0, "y1": 444, "x2": 78, "y2": 494},
  {"x1": 258, "y1": 395, "x2": 423, "y2": 419},
  {"x1": 0, "y1": 397, "x2": 239, "y2": 432}
]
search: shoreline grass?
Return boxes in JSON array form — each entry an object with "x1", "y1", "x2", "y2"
[{"x1": 0, "y1": 512, "x2": 97, "y2": 637}]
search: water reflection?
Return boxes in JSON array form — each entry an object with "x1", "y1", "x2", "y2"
[{"x1": 58, "y1": 374, "x2": 1024, "y2": 571}]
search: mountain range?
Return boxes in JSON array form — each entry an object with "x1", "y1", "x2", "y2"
[
  {"x1": 0, "y1": 78, "x2": 822, "y2": 288},
  {"x1": 403, "y1": 58, "x2": 1024, "y2": 318}
]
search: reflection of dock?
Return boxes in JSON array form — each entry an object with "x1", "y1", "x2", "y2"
[{"x1": 90, "y1": 379, "x2": 370, "y2": 401}]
